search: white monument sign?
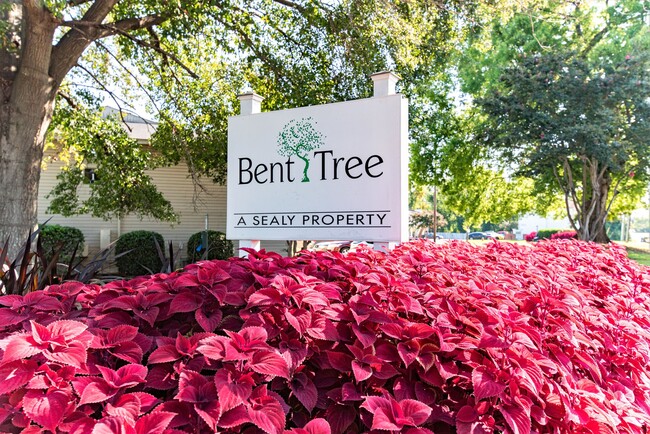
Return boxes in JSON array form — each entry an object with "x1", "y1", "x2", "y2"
[{"x1": 227, "y1": 72, "x2": 408, "y2": 251}]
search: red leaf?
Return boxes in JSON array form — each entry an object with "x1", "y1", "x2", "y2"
[
  {"x1": 23, "y1": 389, "x2": 72, "y2": 432},
  {"x1": 456, "y1": 405, "x2": 478, "y2": 423},
  {"x1": 326, "y1": 351, "x2": 353, "y2": 372},
  {"x1": 303, "y1": 418, "x2": 332, "y2": 434},
  {"x1": 109, "y1": 341, "x2": 143, "y2": 364},
  {"x1": 472, "y1": 366, "x2": 506, "y2": 401},
  {"x1": 214, "y1": 368, "x2": 254, "y2": 413},
  {"x1": 248, "y1": 395, "x2": 286, "y2": 434},
  {"x1": 218, "y1": 404, "x2": 250, "y2": 429},
  {"x1": 249, "y1": 350, "x2": 290, "y2": 379},
  {"x1": 0, "y1": 359, "x2": 37, "y2": 394},
  {"x1": 401, "y1": 399, "x2": 432, "y2": 425},
  {"x1": 289, "y1": 372, "x2": 318, "y2": 412},
  {"x1": 47, "y1": 320, "x2": 88, "y2": 341},
  {"x1": 351, "y1": 360, "x2": 373, "y2": 382},
  {"x1": 78, "y1": 380, "x2": 116, "y2": 405},
  {"x1": 195, "y1": 308, "x2": 222, "y2": 332},
  {"x1": 43, "y1": 341, "x2": 88, "y2": 368},
  {"x1": 106, "y1": 325, "x2": 139, "y2": 345},
  {"x1": 498, "y1": 403, "x2": 531, "y2": 434},
  {"x1": 135, "y1": 411, "x2": 176, "y2": 434},
  {"x1": 148, "y1": 345, "x2": 181, "y2": 364},
  {"x1": 169, "y1": 292, "x2": 204, "y2": 314},
  {"x1": 326, "y1": 404, "x2": 356, "y2": 434},
  {"x1": 285, "y1": 308, "x2": 312, "y2": 335},
  {"x1": 2, "y1": 334, "x2": 42, "y2": 364},
  {"x1": 0, "y1": 308, "x2": 28, "y2": 328}
]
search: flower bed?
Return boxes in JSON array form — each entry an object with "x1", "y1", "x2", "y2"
[{"x1": 0, "y1": 240, "x2": 649, "y2": 433}]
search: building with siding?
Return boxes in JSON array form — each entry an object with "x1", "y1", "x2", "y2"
[{"x1": 37, "y1": 108, "x2": 287, "y2": 261}]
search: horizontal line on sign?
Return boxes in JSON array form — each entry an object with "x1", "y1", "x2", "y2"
[
  {"x1": 235, "y1": 226, "x2": 392, "y2": 228},
  {"x1": 234, "y1": 210, "x2": 391, "y2": 215}
]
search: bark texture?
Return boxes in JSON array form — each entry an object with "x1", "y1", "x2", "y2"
[
  {"x1": 1, "y1": 2, "x2": 57, "y2": 256},
  {"x1": 0, "y1": 0, "x2": 142, "y2": 256}
]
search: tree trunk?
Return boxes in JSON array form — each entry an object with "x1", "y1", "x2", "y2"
[
  {"x1": 0, "y1": 4, "x2": 57, "y2": 257},
  {"x1": 577, "y1": 162, "x2": 611, "y2": 243},
  {"x1": 298, "y1": 155, "x2": 310, "y2": 182}
]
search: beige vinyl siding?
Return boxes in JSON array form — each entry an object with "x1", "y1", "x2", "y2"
[{"x1": 38, "y1": 152, "x2": 289, "y2": 260}]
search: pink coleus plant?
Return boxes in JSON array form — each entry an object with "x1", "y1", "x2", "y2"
[{"x1": 0, "y1": 239, "x2": 648, "y2": 433}]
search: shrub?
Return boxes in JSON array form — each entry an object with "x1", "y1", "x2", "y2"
[
  {"x1": 551, "y1": 230, "x2": 577, "y2": 240},
  {"x1": 0, "y1": 240, "x2": 649, "y2": 433},
  {"x1": 524, "y1": 231, "x2": 537, "y2": 241},
  {"x1": 187, "y1": 230, "x2": 233, "y2": 262},
  {"x1": 115, "y1": 230, "x2": 164, "y2": 276},
  {"x1": 39, "y1": 224, "x2": 84, "y2": 262},
  {"x1": 536, "y1": 228, "x2": 570, "y2": 239}
]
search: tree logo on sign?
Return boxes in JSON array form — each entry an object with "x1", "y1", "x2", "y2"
[{"x1": 277, "y1": 117, "x2": 325, "y2": 182}]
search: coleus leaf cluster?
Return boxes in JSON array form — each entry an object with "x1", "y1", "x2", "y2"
[{"x1": 0, "y1": 239, "x2": 649, "y2": 433}]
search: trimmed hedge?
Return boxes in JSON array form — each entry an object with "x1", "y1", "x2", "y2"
[
  {"x1": 39, "y1": 224, "x2": 84, "y2": 262},
  {"x1": 187, "y1": 230, "x2": 233, "y2": 262},
  {"x1": 536, "y1": 228, "x2": 570, "y2": 239},
  {"x1": 115, "y1": 230, "x2": 164, "y2": 276}
]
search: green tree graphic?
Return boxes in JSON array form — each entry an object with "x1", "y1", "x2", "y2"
[{"x1": 277, "y1": 118, "x2": 325, "y2": 182}]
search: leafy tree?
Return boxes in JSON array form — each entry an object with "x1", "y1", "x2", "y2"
[
  {"x1": 409, "y1": 85, "x2": 538, "y2": 229},
  {"x1": 277, "y1": 117, "x2": 324, "y2": 182},
  {"x1": 454, "y1": 0, "x2": 650, "y2": 242},
  {"x1": 477, "y1": 50, "x2": 650, "y2": 242},
  {"x1": 0, "y1": 0, "x2": 474, "y2": 255}
]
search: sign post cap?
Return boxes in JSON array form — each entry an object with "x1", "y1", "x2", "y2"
[{"x1": 370, "y1": 71, "x2": 401, "y2": 97}]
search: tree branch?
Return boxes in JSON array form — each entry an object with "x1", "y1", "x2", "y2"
[
  {"x1": 107, "y1": 26, "x2": 198, "y2": 79},
  {"x1": 74, "y1": 63, "x2": 131, "y2": 132},
  {"x1": 50, "y1": 0, "x2": 120, "y2": 85},
  {"x1": 56, "y1": 89, "x2": 77, "y2": 108},
  {"x1": 93, "y1": 40, "x2": 163, "y2": 119},
  {"x1": 67, "y1": 0, "x2": 93, "y2": 6}
]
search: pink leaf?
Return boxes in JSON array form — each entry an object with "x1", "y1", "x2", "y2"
[
  {"x1": 105, "y1": 325, "x2": 139, "y2": 345},
  {"x1": 400, "y1": 399, "x2": 432, "y2": 425},
  {"x1": 472, "y1": 366, "x2": 506, "y2": 401},
  {"x1": 148, "y1": 345, "x2": 181, "y2": 364},
  {"x1": 43, "y1": 341, "x2": 88, "y2": 368},
  {"x1": 249, "y1": 350, "x2": 290, "y2": 379},
  {"x1": 371, "y1": 407, "x2": 401, "y2": 431},
  {"x1": 135, "y1": 411, "x2": 176, "y2": 434},
  {"x1": 197, "y1": 335, "x2": 229, "y2": 361},
  {"x1": 195, "y1": 308, "x2": 222, "y2": 332},
  {"x1": 285, "y1": 308, "x2": 312, "y2": 335},
  {"x1": 214, "y1": 368, "x2": 254, "y2": 413},
  {"x1": 109, "y1": 341, "x2": 143, "y2": 364},
  {"x1": 218, "y1": 404, "x2": 250, "y2": 429},
  {"x1": 248, "y1": 395, "x2": 286, "y2": 434},
  {"x1": 2, "y1": 334, "x2": 41, "y2": 364},
  {"x1": 23, "y1": 389, "x2": 72, "y2": 432},
  {"x1": 498, "y1": 403, "x2": 531, "y2": 434},
  {"x1": 0, "y1": 359, "x2": 37, "y2": 394},
  {"x1": 351, "y1": 360, "x2": 373, "y2": 382},
  {"x1": 47, "y1": 320, "x2": 88, "y2": 341},
  {"x1": 0, "y1": 308, "x2": 28, "y2": 328},
  {"x1": 169, "y1": 292, "x2": 204, "y2": 314},
  {"x1": 78, "y1": 380, "x2": 116, "y2": 405},
  {"x1": 303, "y1": 418, "x2": 332, "y2": 434}
]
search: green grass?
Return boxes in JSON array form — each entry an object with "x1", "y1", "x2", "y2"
[{"x1": 626, "y1": 247, "x2": 650, "y2": 266}]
